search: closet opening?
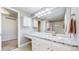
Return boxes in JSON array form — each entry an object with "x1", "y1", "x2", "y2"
[{"x1": 1, "y1": 8, "x2": 18, "y2": 51}]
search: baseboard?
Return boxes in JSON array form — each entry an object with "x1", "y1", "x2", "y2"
[
  {"x1": 20, "y1": 41, "x2": 31, "y2": 48},
  {"x1": 2, "y1": 38, "x2": 17, "y2": 41}
]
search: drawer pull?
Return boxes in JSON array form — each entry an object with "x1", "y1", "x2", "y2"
[
  {"x1": 51, "y1": 50, "x2": 53, "y2": 51},
  {"x1": 48, "y1": 48, "x2": 50, "y2": 49}
]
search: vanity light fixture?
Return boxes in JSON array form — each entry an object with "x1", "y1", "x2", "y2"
[
  {"x1": 35, "y1": 14, "x2": 38, "y2": 16},
  {"x1": 34, "y1": 8, "x2": 53, "y2": 18},
  {"x1": 47, "y1": 11, "x2": 51, "y2": 14},
  {"x1": 45, "y1": 8, "x2": 50, "y2": 11},
  {"x1": 40, "y1": 14, "x2": 43, "y2": 16},
  {"x1": 41, "y1": 10, "x2": 46, "y2": 13},
  {"x1": 38, "y1": 12, "x2": 41, "y2": 15},
  {"x1": 43, "y1": 13, "x2": 47, "y2": 15},
  {"x1": 37, "y1": 15, "x2": 40, "y2": 18}
]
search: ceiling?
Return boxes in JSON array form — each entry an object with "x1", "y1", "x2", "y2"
[
  {"x1": 13, "y1": 7, "x2": 43, "y2": 16},
  {"x1": 40, "y1": 7, "x2": 66, "y2": 21},
  {"x1": 2, "y1": 7, "x2": 17, "y2": 20},
  {"x1": 13, "y1": 7, "x2": 66, "y2": 21}
]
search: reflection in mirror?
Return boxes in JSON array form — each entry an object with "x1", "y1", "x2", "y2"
[
  {"x1": 33, "y1": 17, "x2": 41, "y2": 32},
  {"x1": 32, "y1": 7, "x2": 66, "y2": 35},
  {"x1": 46, "y1": 20, "x2": 64, "y2": 34}
]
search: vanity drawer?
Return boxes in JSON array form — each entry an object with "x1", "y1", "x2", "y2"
[
  {"x1": 39, "y1": 39, "x2": 51, "y2": 51},
  {"x1": 32, "y1": 38, "x2": 40, "y2": 51},
  {"x1": 32, "y1": 42, "x2": 40, "y2": 51},
  {"x1": 32, "y1": 38, "x2": 51, "y2": 51},
  {"x1": 32, "y1": 45, "x2": 40, "y2": 51},
  {"x1": 32, "y1": 41, "x2": 40, "y2": 47},
  {"x1": 51, "y1": 42, "x2": 79, "y2": 51},
  {"x1": 32, "y1": 38, "x2": 40, "y2": 45}
]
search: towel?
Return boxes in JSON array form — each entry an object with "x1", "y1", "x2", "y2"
[
  {"x1": 68, "y1": 16, "x2": 76, "y2": 34},
  {"x1": 69, "y1": 18, "x2": 73, "y2": 33},
  {"x1": 73, "y1": 20, "x2": 76, "y2": 34}
]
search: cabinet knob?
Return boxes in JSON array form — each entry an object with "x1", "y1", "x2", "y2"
[
  {"x1": 48, "y1": 48, "x2": 50, "y2": 49},
  {"x1": 51, "y1": 50, "x2": 53, "y2": 51}
]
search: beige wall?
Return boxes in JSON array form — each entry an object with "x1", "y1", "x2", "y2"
[{"x1": 51, "y1": 21, "x2": 64, "y2": 34}]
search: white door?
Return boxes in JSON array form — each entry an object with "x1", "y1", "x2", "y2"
[{"x1": 39, "y1": 39, "x2": 51, "y2": 51}]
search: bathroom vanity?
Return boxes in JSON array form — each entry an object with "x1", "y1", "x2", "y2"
[
  {"x1": 24, "y1": 32, "x2": 79, "y2": 51},
  {"x1": 20, "y1": 7, "x2": 79, "y2": 51}
]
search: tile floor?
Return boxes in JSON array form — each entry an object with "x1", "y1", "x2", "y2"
[
  {"x1": 2, "y1": 39, "x2": 18, "y2": 51},
  {"x1": 2, "y1": 39, "x2": 32, "y2": 51},
  {"x1": 13, "y1": 42, "x2": 32, "y2": 51}
]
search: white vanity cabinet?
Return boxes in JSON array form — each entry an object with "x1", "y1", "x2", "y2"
[
  {"x1": 24, "y1": 34, "x2": 79, "y2": 51},
  {"x1": 32, "y1": 37, "x2": 79, "y2": 51},
  {"x1": 51, "y1": 42, "x2": 79, "y2": 51},
  {"x1": 39, "y1": 39, "x2": 51, "y2": 51},
  {"x1": 50, "y1": 42, "x2": 71, "y2": 51},
  {"x1": 32, "y1": 37, "x2": 40, "y2": 51},
  {"x1": 32, "y1": 37, "x2": 51, "y2": 51}
]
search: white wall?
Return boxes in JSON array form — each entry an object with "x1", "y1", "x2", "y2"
[
  {"x1": 12, "y1": 7, "x2": 29, "y2": 45},
  {"x1": 40, "y1": 20, "x2": 46, "y2": 32},
  {"x1": 20, "y1": 15, "x2": 32, "y2": 44},
  {"x1": 64, "y1": 7, "x2": 71, "y2": 34},
  {"x1": 2, "y1": 15, "x2": 17, "y2": 41}
]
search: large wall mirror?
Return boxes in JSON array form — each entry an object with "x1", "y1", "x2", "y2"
[{"x1": 32, "y1": 7, "x2": 66, "y2": 34}]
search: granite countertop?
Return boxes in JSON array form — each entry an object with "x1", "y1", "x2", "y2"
[{"x1": 24, "y1": 32, "x2": 79, "y2": 47}]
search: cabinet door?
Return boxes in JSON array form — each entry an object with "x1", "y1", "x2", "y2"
[
  {"x1": 50, "y1": 42, "x2": 71, "y2": 51},
  {"x1": 39, "y1": 39, "x2": 51, "y2": 51},
  {"x1": 51, "y1": 42, "x2": 79, "y2": 51},
  {"x1": 32, "y1": 37, "x2": 40, "y2": 51},
  {"x1": 51, "y1": 42, "x2": 64, "y2": 51}
]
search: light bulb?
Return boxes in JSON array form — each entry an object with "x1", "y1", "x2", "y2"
[
  {"x1": 43, "y1": 13, "x2": 47, "y2": 15},
  {"x1": 47, "y1": 11, "x2": 51, "y2": 14},
  {"x1": 41, "y1": 10, "x2": 45, "y2": 13},
  {"x1": 38, "y1": 12, "x2": 41, "y2": 15},
  {"x1": 45, "y1": 8, "x2": 50, "y2": 11}
]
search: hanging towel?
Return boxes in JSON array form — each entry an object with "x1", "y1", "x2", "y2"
[
  {"x1": 68, "y1": 15, "x2": 76, "y2": 34},
  {"x1": 68, "y1": 18, "x2": 73, "y2": 33},
  {"x1": 73, "y1": 20, "x2": 76, "y2": 34}
]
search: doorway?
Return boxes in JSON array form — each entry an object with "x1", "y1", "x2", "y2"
[
  {"x1": 38, "y1": 21, "x2": 41, "y2": 32},
  {"x1": 1, "y1": 8, "x2": 18, "y2": 51}
]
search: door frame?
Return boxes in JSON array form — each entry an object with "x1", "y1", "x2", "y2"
[
  {"x1": 0, "y1": 7, "x2": 21, "y2": 51},
  {"x1": 0, "y1": 12, "x2": 2, "y2": 51}
]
